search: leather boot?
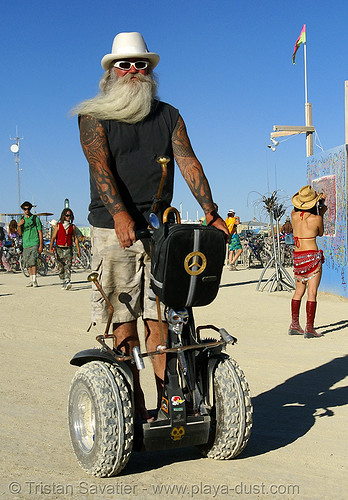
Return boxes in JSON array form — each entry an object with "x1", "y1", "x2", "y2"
[
  {"x1": 304, "y1": 301, "x2": 323, "y2": 338},
  {"x1": 288, "y1": 299, "x2": 304, "y2": 335}
]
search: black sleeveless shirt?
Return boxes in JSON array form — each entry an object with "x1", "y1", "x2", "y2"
[{"x1": 86, "y1": 100, "x2": 179, "y2": 229}]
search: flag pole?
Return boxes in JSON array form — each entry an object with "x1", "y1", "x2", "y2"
[
  {"x1": 304, "y1": 36, "x2": 308, "y2": 104},
  {"x1": 272, "y1": 25, "x2": 314, "y2": 157},
  {"x1": 303, "y1": 26, "x2": 313, "y2": 156}
]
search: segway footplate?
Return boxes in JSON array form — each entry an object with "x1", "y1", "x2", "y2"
[{"x1": 142, "y1": 415, "x2": 210, "y2": 451}]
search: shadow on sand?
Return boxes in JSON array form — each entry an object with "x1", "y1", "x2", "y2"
[
  {"x1": 124, "y1": 446, "x2": 202, "y2": 475},
  {"x1": 121, "y1": 356, "x2": 348, "y2": 474},
  {"x1": 243, "y1": 355, "x2": 348, "y2": 457},
  {"x1": 220, "y1": 279, "x2": 263, "y2": 288},
  {"x1": 316, "y1": 319, "x2": 348, "y2": 335}
]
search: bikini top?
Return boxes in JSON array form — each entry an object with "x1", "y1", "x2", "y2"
[
  {"x1": 293, "y1": 236, "x2": 316, "y2": 248},
  {"x1": 293, "y1": 211, "x2": 316, "y2": 248}
]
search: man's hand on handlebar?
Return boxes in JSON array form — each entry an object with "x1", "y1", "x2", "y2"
[
  {"x1": 113, "y1": 211, "x2": 136, "y2": 249},
  {"x1": 135, "y1": 228, "x2": 152, "y2": 240}
]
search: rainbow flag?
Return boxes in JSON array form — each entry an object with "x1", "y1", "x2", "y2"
[{"x1": 292, "y1": 24, "x2": 306, "y2": 64}]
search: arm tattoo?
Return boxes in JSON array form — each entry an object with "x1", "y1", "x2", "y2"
[
  {"x1": 79, "y1": 115, "x2": 125, "y2": 216},
  {"x1": 172, "y1": 115, "x2": 214, "y2": 214},
  {"x1": 172, "y1": 115, "x2": 195, "y2": 157}
]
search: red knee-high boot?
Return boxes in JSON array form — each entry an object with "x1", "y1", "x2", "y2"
[
  {"x1": 288, "y1": 299, "x2": 304, "y2": 335},
  {"x1": 304, "y1": 301, "x2": 323, "y2": 338}
]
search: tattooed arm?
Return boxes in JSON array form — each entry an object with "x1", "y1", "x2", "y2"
[
  {"x1": 79, "y1": 115, "x2": 136, "y2": 249},
  {"x1": 172, "y1": 115, "x2": 229, "y2": 237}
]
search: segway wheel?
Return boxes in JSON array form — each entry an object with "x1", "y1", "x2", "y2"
[
  {"x1": 68, "y1": 361, "x2": 133, "y2": 477},
  {"x1": 199, "y1": 357, "x2": 252, "y2": 459}
]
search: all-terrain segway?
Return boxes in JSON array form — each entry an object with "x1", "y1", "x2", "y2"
[{"x1": 67, "y1": 158, "x2": 253, "y2": 477}]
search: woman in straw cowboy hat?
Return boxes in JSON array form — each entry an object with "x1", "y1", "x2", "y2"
[{"x1": 288, "y1": 185, "x2": 327, "y2": 338}]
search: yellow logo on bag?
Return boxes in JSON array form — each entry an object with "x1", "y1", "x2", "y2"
[{"x1": 184, "y1": 251, "x2": 207, "y2": 276}]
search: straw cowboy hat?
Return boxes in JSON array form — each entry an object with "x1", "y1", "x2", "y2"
[
  {"x1": 291, "y1": 185, "x2": 322, "y2": 210},
  {"x1": 101, "y1": 32, "x2": 160, "y2": 70}
]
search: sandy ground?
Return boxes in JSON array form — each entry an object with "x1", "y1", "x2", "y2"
[{"x1": 0, "y1": 264, "x2": 347, "y2": 500}]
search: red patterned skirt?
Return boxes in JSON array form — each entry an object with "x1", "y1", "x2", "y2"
[{"x1": 293, "y1": 250, "x2": 325, "y2": 283}]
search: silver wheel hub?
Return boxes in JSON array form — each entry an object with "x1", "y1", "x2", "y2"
[{"x1": 72, "y1": 390, "x2": 96, "y2": 453}]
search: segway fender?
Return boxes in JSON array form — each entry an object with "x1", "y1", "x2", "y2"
[{"x1": 70, "y1": 349, "x2": 133, "y2": 385}]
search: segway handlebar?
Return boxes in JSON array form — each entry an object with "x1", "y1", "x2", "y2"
[
  {"x1": 134, "y1": 205, "x2": 181, "y2": 242},
  {"x1": 135, "y1": 228, "x2": 152, "y2": 240}
]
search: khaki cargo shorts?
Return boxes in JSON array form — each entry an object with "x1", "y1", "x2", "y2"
[
  {"x1": 91, "y1": 227, "x2": 164, "y2": 324},
  {"x1": 23, "y1": 245, "x2": 39, "y2": 268}
]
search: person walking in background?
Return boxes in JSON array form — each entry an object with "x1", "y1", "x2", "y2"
[
  {"x1": 17, "y1": 202, "x2": 43, "y2": 287},
  {"x1": 49, "y1": 208, "x2": 80, "y2": 290},
  {"x1": 7, "y1": 219, "x2": 19, "y2": 240},
  {"x1": 49, "y1": 219, "x2": 58, "y2": 237},
  {"x1": 0, "y1": 224, "x2": 11, "y2": 272},
  {"x1": 75, "y1": 225, "x2": 86, "y2": 244},
  {"x1": 281, "y1": 216, "x2": 293, "y2": 235},
  {"x1": 225, "y1": 209, "x2": 243, "y2": 270},
  {"x1": 281, "y1": 216, "x2": 294, "y2": 246},
  {"x1": 288, "y1": 185, "x2": 327, "y2": 339}
]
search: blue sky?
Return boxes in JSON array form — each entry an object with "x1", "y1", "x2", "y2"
[{"x1": 1, "y1": 0, "x2": 347, "y2": 226}]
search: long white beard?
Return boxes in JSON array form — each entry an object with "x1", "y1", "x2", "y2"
[{"x1": 72, "y1": 72, "x2": 158, "y2": 123}]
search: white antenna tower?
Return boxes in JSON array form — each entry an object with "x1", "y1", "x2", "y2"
[{"x1": 10, "y1": 126, "x2": 23, "y2": 211}]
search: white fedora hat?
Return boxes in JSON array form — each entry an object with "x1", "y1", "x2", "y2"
[{"x1": 101, "y1": 32, "x2": 160, "y2": 71}]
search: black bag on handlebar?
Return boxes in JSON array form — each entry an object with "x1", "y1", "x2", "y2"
[{"x1": 150, "y1": 223, "x2": 226, "y2": 308}]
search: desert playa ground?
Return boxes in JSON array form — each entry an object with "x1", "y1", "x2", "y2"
[{"x1": 0, "y1": 266, "x2": 347, "y2": 500}]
